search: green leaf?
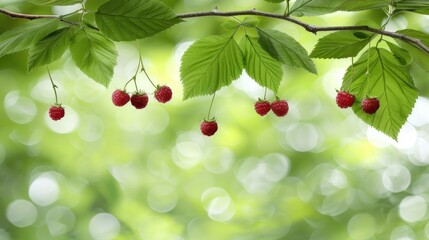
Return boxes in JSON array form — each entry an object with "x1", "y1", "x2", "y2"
[
  {"x1": 0, "y1": 18, "x2": 59, "y2": 58},
  {"x1": 264, "y1": 0, "x2": 285, "y2": 3},
  {"x1": 336, "y1": 0, "x2": 391, "y2": 11},
  {"x1": 290, "y1": 0, "x2": 341, "y2": 16},
  {"x1": 69, "y1": 28, "x2": 118, "y2": 87},
  {"x1": 342, "y1": 48, "x2": 418, "y2": 140},
  {"x1": 221, "y1": 19, "x2": 241, "y2": 31},
  {"x1": 95, "y1": 0, "x2": 182, "y2": 41},
  {"x1": 180, "y1": 35, "x2": 244, "y2": 100},
  {"x1": 395, "y1": 0, "x2": 429, "y2": 13},
  {"x1": 28, "y1": 27, "x2": 76, "y2": 71},
  {"x1": 29, "y1": 0, "x2": 81, "y2": 5},
  {"x1": 310, "y1": 31, "x2": 371, "y2": 59},
  {"x1": 386, "y1": 41, "x2": 412, "y2": 66},
  {"x1": 257, "y1": 29, "x2": 317, "y2": 74},
  {"x1": 242, "y1": 17, "x2": 260, "y2": 27},
  {"x1": 243, "y1": 36, "x2": 283, "y2": 93},
  {"x1": 395, "y1": 29, "x2": 429, "y2": 71}
]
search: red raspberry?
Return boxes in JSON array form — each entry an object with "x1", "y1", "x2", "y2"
[
  {"x1": 362, "y1": 97, "x2": 380, "y2": 114},
  {"x1": 49, "y1": 105, "x2": 65, "y2": 121},
  {"x1": 271, "y1": 99, "x2": 289, "y2": 117},
  {"x1": 131, "y1": 92, "x2": 149, "y2": 109},
  {"x1": 336, "y1": 90, "x2": 355, "y2": 108},
  {"x1": 112, "y1": 89, "x2": 130, "y2": 107},
  {"x1": 154, "y1": 85, "x2": 172, "y2": 103},
  {"x1": 200, "y1": 120, "x2": 218, "y2": 136},
  {"x1": 254, "y1": 100, "x2": 271, "y2": 116}
]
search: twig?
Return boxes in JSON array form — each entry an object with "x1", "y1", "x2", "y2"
[{"x1": 0, "y1": 7, "x2": 428, "y2": 54}]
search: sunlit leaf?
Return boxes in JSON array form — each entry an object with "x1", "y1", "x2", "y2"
[
  {"x1": 180, "y1": 35, "x2": 244, "y2": 100},
  {"x1": 395, "y1": 29, "x2": 429, "y2": 71},
  {"x1": 342, "y1": 48, "x2": 418, "y2": 140},
  {"x1": 69, "y1": 28, "x2": 117, "y2": 87},
  {"x1": 0, "y1": 18, "x2": 59, "y2": 58},
  {"x1": 95, "y1": 0, "x2": 182, "y2": 41},
  {"x1": 28, "y1": 27, "x2": 76, "y2": 71},
  {"x1": 258, "y1": 29, "x2": 317, "y2": 74},
  {"x1": 244, "y1": 36, "x2": 283, "y2": 93},
  {"x1": 310, "y1": 31, "x2": 371, "y2": 59}
]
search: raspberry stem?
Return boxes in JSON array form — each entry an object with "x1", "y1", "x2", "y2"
[
  {"x1": 47, "y1": 67, "x2": 59, "y2": 105},
  {"x1": 137, "y1": 41, "x2": 157, "y2": 89},
  {"x1": 207, "y1": 93, "x2": 216, "y2": 120}
]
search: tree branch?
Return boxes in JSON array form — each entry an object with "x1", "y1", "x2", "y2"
[
  {"x1": 178, "y1": 9, "x2": 429, "y2": 55},
  {"x1": 0, "y1": 8, "x2": 58, "y2": 20},
  {"x1": 0, "y1": 7, "x2": 428, "y2": 55}
]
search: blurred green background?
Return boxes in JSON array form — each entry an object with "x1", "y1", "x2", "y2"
[{"x1": 1, "y1": 0, "x2": 429, "y2": 239}]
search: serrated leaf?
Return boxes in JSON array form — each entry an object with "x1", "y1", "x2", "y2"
[
  {"x1": 28, "y1": 27, "x2": 76, "y2": 71},
  {"x1": 386, "y1": 41, "x2": 412, "y2": 66},
  {"x1": 258, "y1": 29, "x2": 317, "y2": 74},
  {"x1": 310, "y1": 31, "x2": 371, "y2": 59},
  {"x1": 95, "y1": 0, "x2": 182, "y2": 41},
  {"x1": 342, "y1": 48, "x2": 418, "y2": 140},
  {"x1": 29, "y1": 0, "x2": 81, "y2": 5},
  {"x1": 290, "y1": 0, "x2": 341, "y2": 16},
  {"x1": 69, "y1": 28, "x2": 117, "y2": 87},
  {"x1": 180, "y1": 35, "x2": 244, "y2": 100},
  {"x1": 244, "y1": 36, "x2": 283, "y2": 93},
  {"x1": 0, "y1": 18, "x2": 59, "y2": 58},
  {"x1": 395, "y1": 29, "x2": 429, "y2": 71}
]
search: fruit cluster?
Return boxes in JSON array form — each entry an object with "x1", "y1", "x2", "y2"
[
  {"x1": 112, "y1": 85, "x2": 172, "y2": 108},
  {"x1": 254, "y1": 99, "x2": 289, "y2": 117},
  {"x1": 336, "y1": 90, "x2": 380, "y2": 114}
]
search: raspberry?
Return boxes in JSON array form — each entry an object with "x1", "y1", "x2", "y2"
[
  {"x1": 271, "y1": 99, "x2": 289, "y2": 117},
  {"x1": 362, "y1": 97, "x2": 380, "y2": 114},
  {"x1": 254, "y1": 99, "x2": 271, "y2": 116},
  {"x1": 131, "y1": 92, "x2": 149, "y2": 109},
  {"x1": 112, "y1": 89, "x2": 130, "y2": 107},
  {"x1": 154, "y1": 85, "x2": 172, "y2": 103},
  {"x1": 200, "y1": 120, "x2": 218, "y2": 136},
  {"x1": 336, "y1": 90, "x2": 355, "y2": 108},
  {"x1": 49, "y1": 105, "x2": 65, "y2": 121}
]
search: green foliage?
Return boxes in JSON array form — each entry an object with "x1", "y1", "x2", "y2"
[
  {"x1": 310, "y1": 31, "x2": 372, "y2": 59},
  {"x1": 28, "y1": 27, "x2": 76, "y2": 71},
  {"x1": 69, "y1": 28, "x2": 117, "y2": 87},
  {"x1": 95, "y1": 0, "x2": 182, "y2": 41},
  {"x1": 180, "y1": 35, "x2": 244, "y2": 99},
  {"x1": 243, "y1": 36, "x2": 283, "y2": 93},
  {"x1": 342, "y1": 48, "x2": 418, "y2": 140},
  {"x1": 258, "y1": 29, "x2": 317, "y2": 74},
  {"x1": 264, "y1": 0, "x2": 285, "y2": 3},
  {"x1": 0, "y1": 18, "x2": 59, "y2": 58},
  {"x1": 395, "y1": 29, "x2": 429, "y2": 71},
  {"x1": 29, "y1": 0, "x2": 81, "y2": 5}
]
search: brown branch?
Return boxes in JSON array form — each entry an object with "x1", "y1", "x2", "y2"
[
  {"x1": 0, "y1": 8, "x2": 58, "y2": 20},
  {"x1": 0, "y1": 7, "x2": 428, "y2": 55},
  {"x1": 178, "y1": 9, "x2": 429, "y2": 55}
]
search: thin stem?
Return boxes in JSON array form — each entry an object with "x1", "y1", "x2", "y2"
[
  {"x1": 47, "y1": 67, "x2": 59, "y2": 105},
  {"x1": 79, "y1": 0, "x2": 87, "y2": 27},
  {"x1": 263, "y1": 87, "x2": 268, "y2": 100},
  {"x1": 284, "y1": 0, "x2": 290, "y2": 16},
  {"x1": 207, "y1": 93, "x2": 216, "y2": 120}
]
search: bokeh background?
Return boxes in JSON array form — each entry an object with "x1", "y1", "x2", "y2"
[{"x1": 1, "y1": 0, "x2": 429, "y2": 239}]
